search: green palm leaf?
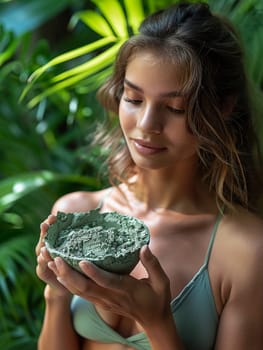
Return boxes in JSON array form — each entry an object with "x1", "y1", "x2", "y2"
[
  {"x1": 0, "y1": 233, "x2": 42, "y2": 350},
  {"x1": 0, "y1": 171, "x2": 54, "y2": 213},
  {"x1": 92, "y1": 0, "x2": 128, "y2": 38},
  {"x1": 20, "y1": 36, "x2": 116, "y2": 103},
  {"x1": 70, "y1": 10, "x2": 114, "y2": 37},
  {"x1": 30, "y1": 36, "x2": 116, "y2": 81},
  {"x1": 27, "y1": 42, "x2": 123, "y2": 108},
  {"x1": 51, "y1": 42, "x2": 122, "y2": 84},
  {"x1": 0, "y1": 171, "x2": 99, "y2": 213},
  {"x1": 123, "y1": 0, "x2": 145, "y2": 34},
  {"x1": 22, "y1": 0, "x2": 148, "y2": 107},
  {"x1": 0, "y1": 28, "x2": 21, "y2": 66}
]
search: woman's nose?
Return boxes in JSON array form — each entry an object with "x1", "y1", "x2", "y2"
[{"x1": 137, "y1": 105, "x2": 162, "y2": 134}]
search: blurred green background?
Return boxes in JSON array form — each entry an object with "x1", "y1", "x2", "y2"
[{"x1": 0, "y1": 0, "x2": 262, "y2": 349}]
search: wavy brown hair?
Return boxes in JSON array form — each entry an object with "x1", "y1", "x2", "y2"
[{"x1": 95, "y1": 1, "x2": 263, "y2": 213}]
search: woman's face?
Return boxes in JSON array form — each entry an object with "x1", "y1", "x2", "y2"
[{"x1": 119, "y1": 50, "x2": 198, "y2": 171}]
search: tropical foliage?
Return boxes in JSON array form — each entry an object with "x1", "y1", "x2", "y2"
[{"x1": 0, "y1": 0, "x2": 262, "y2": 348}]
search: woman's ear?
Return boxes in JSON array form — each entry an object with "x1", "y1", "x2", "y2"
[{"x1": 222, "y1": 95, "x2": 237, "y2": 118}]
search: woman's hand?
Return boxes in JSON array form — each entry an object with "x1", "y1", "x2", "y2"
[
  {"x1": 48, "y1": 245, "x2": 172, "y2": 329},
  {"x1": 35, "y1": 215, "x2": 71, "y2": 298}
]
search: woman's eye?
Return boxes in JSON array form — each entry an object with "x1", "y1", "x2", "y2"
[
  {"x1": 123, "y1": 97, "x2": 142, "y2": 105},
  {"x1": 167, "y1": 106, "x2": 185, "y2": 114}
]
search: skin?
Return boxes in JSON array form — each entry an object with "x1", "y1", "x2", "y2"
[{"x1": 36, "y1": 51, "x2": 263, "y2": 350}]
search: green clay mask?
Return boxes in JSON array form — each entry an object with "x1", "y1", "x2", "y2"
[{"x1": 44, "y1": 209, "x2": 150, "y2": 274}]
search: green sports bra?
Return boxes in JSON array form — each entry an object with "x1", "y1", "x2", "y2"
[{"x1": 71, "y1": 212, "x2": 223, "y2": 350}]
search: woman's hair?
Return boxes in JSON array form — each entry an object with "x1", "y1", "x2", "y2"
[{"x1": 96, "y1": 1, "x2": 263, "y2": 213}]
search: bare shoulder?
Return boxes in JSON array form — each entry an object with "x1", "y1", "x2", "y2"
[
  {"x1": 51, "y1": 187, "x2": 113, "y2": 214},
  {"x1": 222, "y1": 207, "x2": 263, "y2": 253},
  {"x1": 214, "y1": 208, "x2": 263, "y2": 349},
  {"x1": 217, "y1": 207, "x2": 263, "y2": 298}
]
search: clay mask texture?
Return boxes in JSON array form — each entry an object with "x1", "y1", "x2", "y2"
[{"x1": 44, "y1": 209, "x2": 150, "y2": 274}]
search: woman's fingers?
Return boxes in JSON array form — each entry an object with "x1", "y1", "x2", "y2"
[
  {"x1": 52, "y1": 257, "x2": 94, "y2": 294},
  {"x1": 45, "y1": 214, "x2": 57, "y2": 225},
  {"x1": 36, "y1": 249, "x2": 70, "y2": 293},
  {"x1": 140, "y1": 245, "x2": 170, "y2": 293},
  {"x1": 40, "y1": 215, "x2": 56, "y2": 237},
  {"x1": 37, "y1": 247, "x2": 53, "y2": 276},
  {"x1": 35, "y1": 215, "x2": 56, "y2": 255},
  {"x1": 52, "y1": 258, "x2": 127, "y2": 304},
  {"x1": 79, "y1": 261, "x2": 126, "y2": 290},
  {"x1": 36, "y1": 250, "x2": 54, "y2": 282},
  {"x1": 50, "y1": 252, "x2": 170, "y2": 322}
]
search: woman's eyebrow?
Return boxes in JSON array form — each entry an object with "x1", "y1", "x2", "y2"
[
  {"x1": 124, "y1": 78, "x2": 182, "y2": 97},
  {"x1": 124, "y1": 79, "x2": 143, "y2": 92}
]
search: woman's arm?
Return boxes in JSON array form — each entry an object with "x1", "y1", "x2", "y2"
[
  {"x1": 213, "y1": 214, "x2": 263, "y2": 349},
  {"x1": 214, "y1": 263, "x2": 263, "y2": 349},
  {"x1": 134, "y1": 246, "x2": 185, "y2": 350},
  {"x1": 36, "y1": 190, "x2": 104, "y2": 350},
  {"x1": 38, "y1": 286, "x2": 81, "y2": 350},
  {"x1": 145, "y1": 319, "x2": 184, "y2": 350},
  {"x1": 36, "y1": 214, "x2": 82, "y2": 350}
]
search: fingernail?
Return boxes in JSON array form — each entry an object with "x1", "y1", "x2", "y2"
[
  {"x1": 54, "y1": 257, "x2": 63, "y2": 267},
  {"x1": 47, "y1": 261, "x2": 55, "y2": 270},
  {"x1": 79, "y1": 261, "x2": 91, "y2": 269}
]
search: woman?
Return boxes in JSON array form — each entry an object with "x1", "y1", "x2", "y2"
[{"x1": 35, "y1": 2, "x2": 263, "y2": 349}]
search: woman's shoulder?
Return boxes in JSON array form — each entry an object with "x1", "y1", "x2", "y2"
[
  {"x1": 214, "y1": 209, "x2": 263, "y2": 345},
  {"x1": 222, "y1": 207, "x2": 263, "y2": 242},
  {"x1": 219, "y1": 207, "x2": 263, "y2": 285},
  {"x1": 51, "y1": 187, "x2": 113, "y2": 214}
]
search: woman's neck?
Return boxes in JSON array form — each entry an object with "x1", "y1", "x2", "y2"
[{"x1": 126, "y1": 166, "x2": 216, "y2": 215}]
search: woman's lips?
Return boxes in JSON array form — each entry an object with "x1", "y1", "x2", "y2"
[{"x1": 132, "y1": 139, "x2": 167, "y2": 155}]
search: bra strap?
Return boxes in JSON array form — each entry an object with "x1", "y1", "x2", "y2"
[{"x1": 204, "y1": 209, "x2": 224, "y2": 266}]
